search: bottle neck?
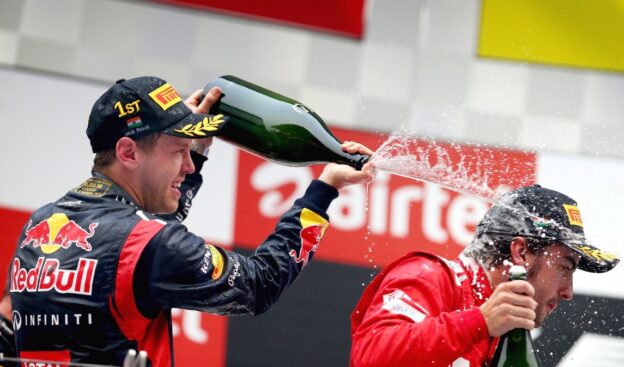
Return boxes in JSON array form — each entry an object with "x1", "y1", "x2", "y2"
[
  {"x1": 504, "y1": 327, "x2": 531, "y2": 343},
  {"x1": 335, "y1": 153, "x2": 369, "y2": 170}
]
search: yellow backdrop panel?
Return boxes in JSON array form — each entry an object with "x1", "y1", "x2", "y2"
[{"x1": 479, "y1": 0, "x2": 624, "y2": 73}]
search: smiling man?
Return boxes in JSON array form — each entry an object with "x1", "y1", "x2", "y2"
[
  {"x1": 10, "y1": 76, "x2": 374, "y2": 367},
  {"x1": 350, "y1": 184, "x2": 619, "y2": 367}
]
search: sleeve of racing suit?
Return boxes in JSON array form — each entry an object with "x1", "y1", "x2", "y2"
[
  {"x1": 350, "y1": 258, "x2": 490, "y2": 367},
  {"x1": 159, "y1": 150, "x2": 207, "y2": 223},
  {"x1": 134, "y1": 179, "x2": 338, "y2": 317}
]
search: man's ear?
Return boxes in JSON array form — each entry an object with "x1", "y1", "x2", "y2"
[
  {"x1": 510, "y1": 237, "x2": 530, "y2": 266},
  {"x1": 115, "y1": 137, "x2": 139, "y2": 170}
]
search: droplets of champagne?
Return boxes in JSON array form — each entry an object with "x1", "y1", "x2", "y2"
[{"x1": 369, "y1": 125, "x2": 520, "y2": 202}]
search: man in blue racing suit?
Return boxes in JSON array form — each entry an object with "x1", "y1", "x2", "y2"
[{"x1": 9, "y1": 76, "x2": 374, "y2": 366}]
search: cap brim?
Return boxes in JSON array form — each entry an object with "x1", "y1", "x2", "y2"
[
  {"x1": 163, "y1": 113, "x2": 228, "y2": 138},
  {"x1": 566, "y1": 242, "x2": 619, "y2": 273}
]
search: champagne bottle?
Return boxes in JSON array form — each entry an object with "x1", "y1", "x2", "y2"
[
  {"x1": 203, "y1": 75, "x2": 369, "y2": 170},
  {"x1": 489, "y1": 266, "x2": 542, "y2": 367}
]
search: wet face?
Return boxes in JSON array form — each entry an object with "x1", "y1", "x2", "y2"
[
  {"x1": 526, "y1": 244, "x2": 580, "y2": 327},
  {"x1": 135, "y1": 135, "x2": 204, "y2": 214}
]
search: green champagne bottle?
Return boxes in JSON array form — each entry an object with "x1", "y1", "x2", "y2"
[
  {"x1": 203, "y1": 75, "x2": 369, "y2": 170},
  {"x1": 489, "y1": 266, "x2": 542, "y2": 367}
]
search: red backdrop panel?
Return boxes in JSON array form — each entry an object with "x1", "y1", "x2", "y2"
[
  {"x1": 0, "y1": 206, "x2": 31, "y2": 291},
  {"x1": 153, "y1": 0, "x2": 366, "y2": 39},
  {"x1": 172, "y1": 311, "x2": 227, "y2": 367}
]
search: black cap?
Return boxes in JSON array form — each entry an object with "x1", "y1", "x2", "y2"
[
  {"x1": 476, "y1": 184, "x2": 619, "y2": 273},
  {"x1": 87, "y1": 76, "x2": 228, "y2": 152}
]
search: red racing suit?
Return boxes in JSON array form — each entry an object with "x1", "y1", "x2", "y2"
[
  {"x1": 350, "y1": 251, "x2": 498, "y2": 367},
  {"x1": 10, "y1": 153, "x2": 339, "y2": 367}
]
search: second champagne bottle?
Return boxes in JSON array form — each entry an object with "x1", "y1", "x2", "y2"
[
  {"x1": 489, "y1": 265, "x2": 543, "y2": 367},
  {"x1": 203, "y1": 75, "x2": 369, "y2": 170}
]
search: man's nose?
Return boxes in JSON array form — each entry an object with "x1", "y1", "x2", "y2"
[
  {"x1": 560, "y1": 276, "x2": 574, "y2": 301},
  {"x1": 183, "y1": 150, "x2": 195, "y2": 174}
]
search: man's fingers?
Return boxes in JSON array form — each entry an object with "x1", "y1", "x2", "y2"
[
  {"x1": 318, "y1": 163, "x2": 374, "y2": 189},
  {"x1": 184, "y1": 89, "x2": 203, "y2": 109},
  {"x1": 341, "y1": 141, "x2": 374, "y2": 156},
  {"x1": 347, "y1": 170, "x2": 374, "y2": 184},
  {"x1": 482, "y1": 279, "x2": 539, "y2": 336},
  {"x1": 200, "y1": 87, "x2": 221, "y2": 109},
  {"x1": 185, "y1": 87, "x2": 222, "y2": 114},
  {"x1": 506, "y1": 304, "x2": 536, "y2": 321},
  {"x1": 362, "y1": 162, "x2": 376, "y2": 175},
  {"x1": 500, "y1": 280, "x2": 536, "y2": 298},
  {"x1": 482, "y1": 301, "x2": 537, "y2": 336},
  {"x1": 507, "y1": 315, "x2": 536, "y2": 331},
  {"x1": 187, "y1": 89, "x2": 203, "y2": 102},
  {"x1": 494, "y1": 291, "x2": 538, "y2": 310}
]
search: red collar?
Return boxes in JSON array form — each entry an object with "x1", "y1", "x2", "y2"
[{"x1": 458, "y1": 255, "x2": 493, "y2": 307}]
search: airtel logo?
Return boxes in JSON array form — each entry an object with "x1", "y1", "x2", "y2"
[
  {"x1": 329, "y1": 172, "x2": 492, "y2": 245},
  {"x1": 250, "y1": 162, "x2": 496, "y2": 247}
]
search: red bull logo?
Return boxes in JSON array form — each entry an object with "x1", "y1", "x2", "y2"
[
  {"x1": 21, "y1": 213, "x2": 98, "y2": 253},
  {"x1": 11, "y1": 257, "x2": 97, "y2": 295},
  {"x1": 289, "y1": 208, "x2": 328, "y2": 265}
]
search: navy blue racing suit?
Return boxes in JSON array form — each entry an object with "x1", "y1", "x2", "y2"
[{"x1": 9, "y1": 152, "x2": 338, "y2": 367}]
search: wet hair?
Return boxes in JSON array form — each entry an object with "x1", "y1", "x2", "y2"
[
  {"x1": 92, "y1": 133, "x2": 161, "y2": 171},
  {"x1": 462, "y1": 233, "x2": 551, "y2": 270}
]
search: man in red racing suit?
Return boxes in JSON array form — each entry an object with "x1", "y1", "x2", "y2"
[
  {"x1": 351, "y1": 185, "x2": 619, "y2": 367},
  {"x1": 351, "y1": 252, "x2": 494, "y2": 366}
]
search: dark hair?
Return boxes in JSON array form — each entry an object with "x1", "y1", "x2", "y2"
[
  {"x1": 92, "y1": 133, "x2": 161, "y2": 171},
  {"x1": 462, "y1": 233, "x2": 552, "y2": 270}
]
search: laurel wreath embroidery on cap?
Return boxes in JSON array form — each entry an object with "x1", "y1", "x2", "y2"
[{"x1": 174, "y1": 114, "x2": 226, "y2": 136}]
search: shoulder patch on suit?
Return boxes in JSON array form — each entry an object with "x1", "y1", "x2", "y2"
[
  {"x1": 289, "y1": 208, "x2": 329, "y2": 265},
  {"x1": 208, "y1": 245, "x2": 224, "y2": 280},
  {"x1": 382, "y1": 289, "x2": 428, "y2": 323},
  {"x1": 72, "y1": 177, "x2": 111, "y2": 197},
  {"x1": 437, "y1": 256, "x2": 468, "y2": 286}
]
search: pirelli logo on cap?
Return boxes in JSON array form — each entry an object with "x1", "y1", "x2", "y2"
[
  {"x1": 148, "y1": 83, "x2": 182, "y2": 110},
  {"x1": 563, "y1": 204, "x2": 583, "y2": 227}
]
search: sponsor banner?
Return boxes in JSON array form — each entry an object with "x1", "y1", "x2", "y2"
[
  {"x1": 479, "y1": 0, "x2": 624, "y2": 73},
  {"x1": 172, "y1": 310, "x2": 227, "y2": 367},
  {"x1": 0, "y1": 206, "x2": 32, "y2": 289},
  {"x1": 152, "y1": 0, "x2": 366, "y2": 39},
  {"x1": 232, "y1": 127, "x2": 536, "y2": 267}
]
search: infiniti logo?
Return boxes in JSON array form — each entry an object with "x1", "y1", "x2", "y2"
[{"x1": 12, "y1": 310, "x2": 21, "y2": 331}]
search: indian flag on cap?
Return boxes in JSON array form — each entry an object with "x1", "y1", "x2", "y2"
[{"x1": 126, "y1": 116, "x2": 142, "y2": 129}]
